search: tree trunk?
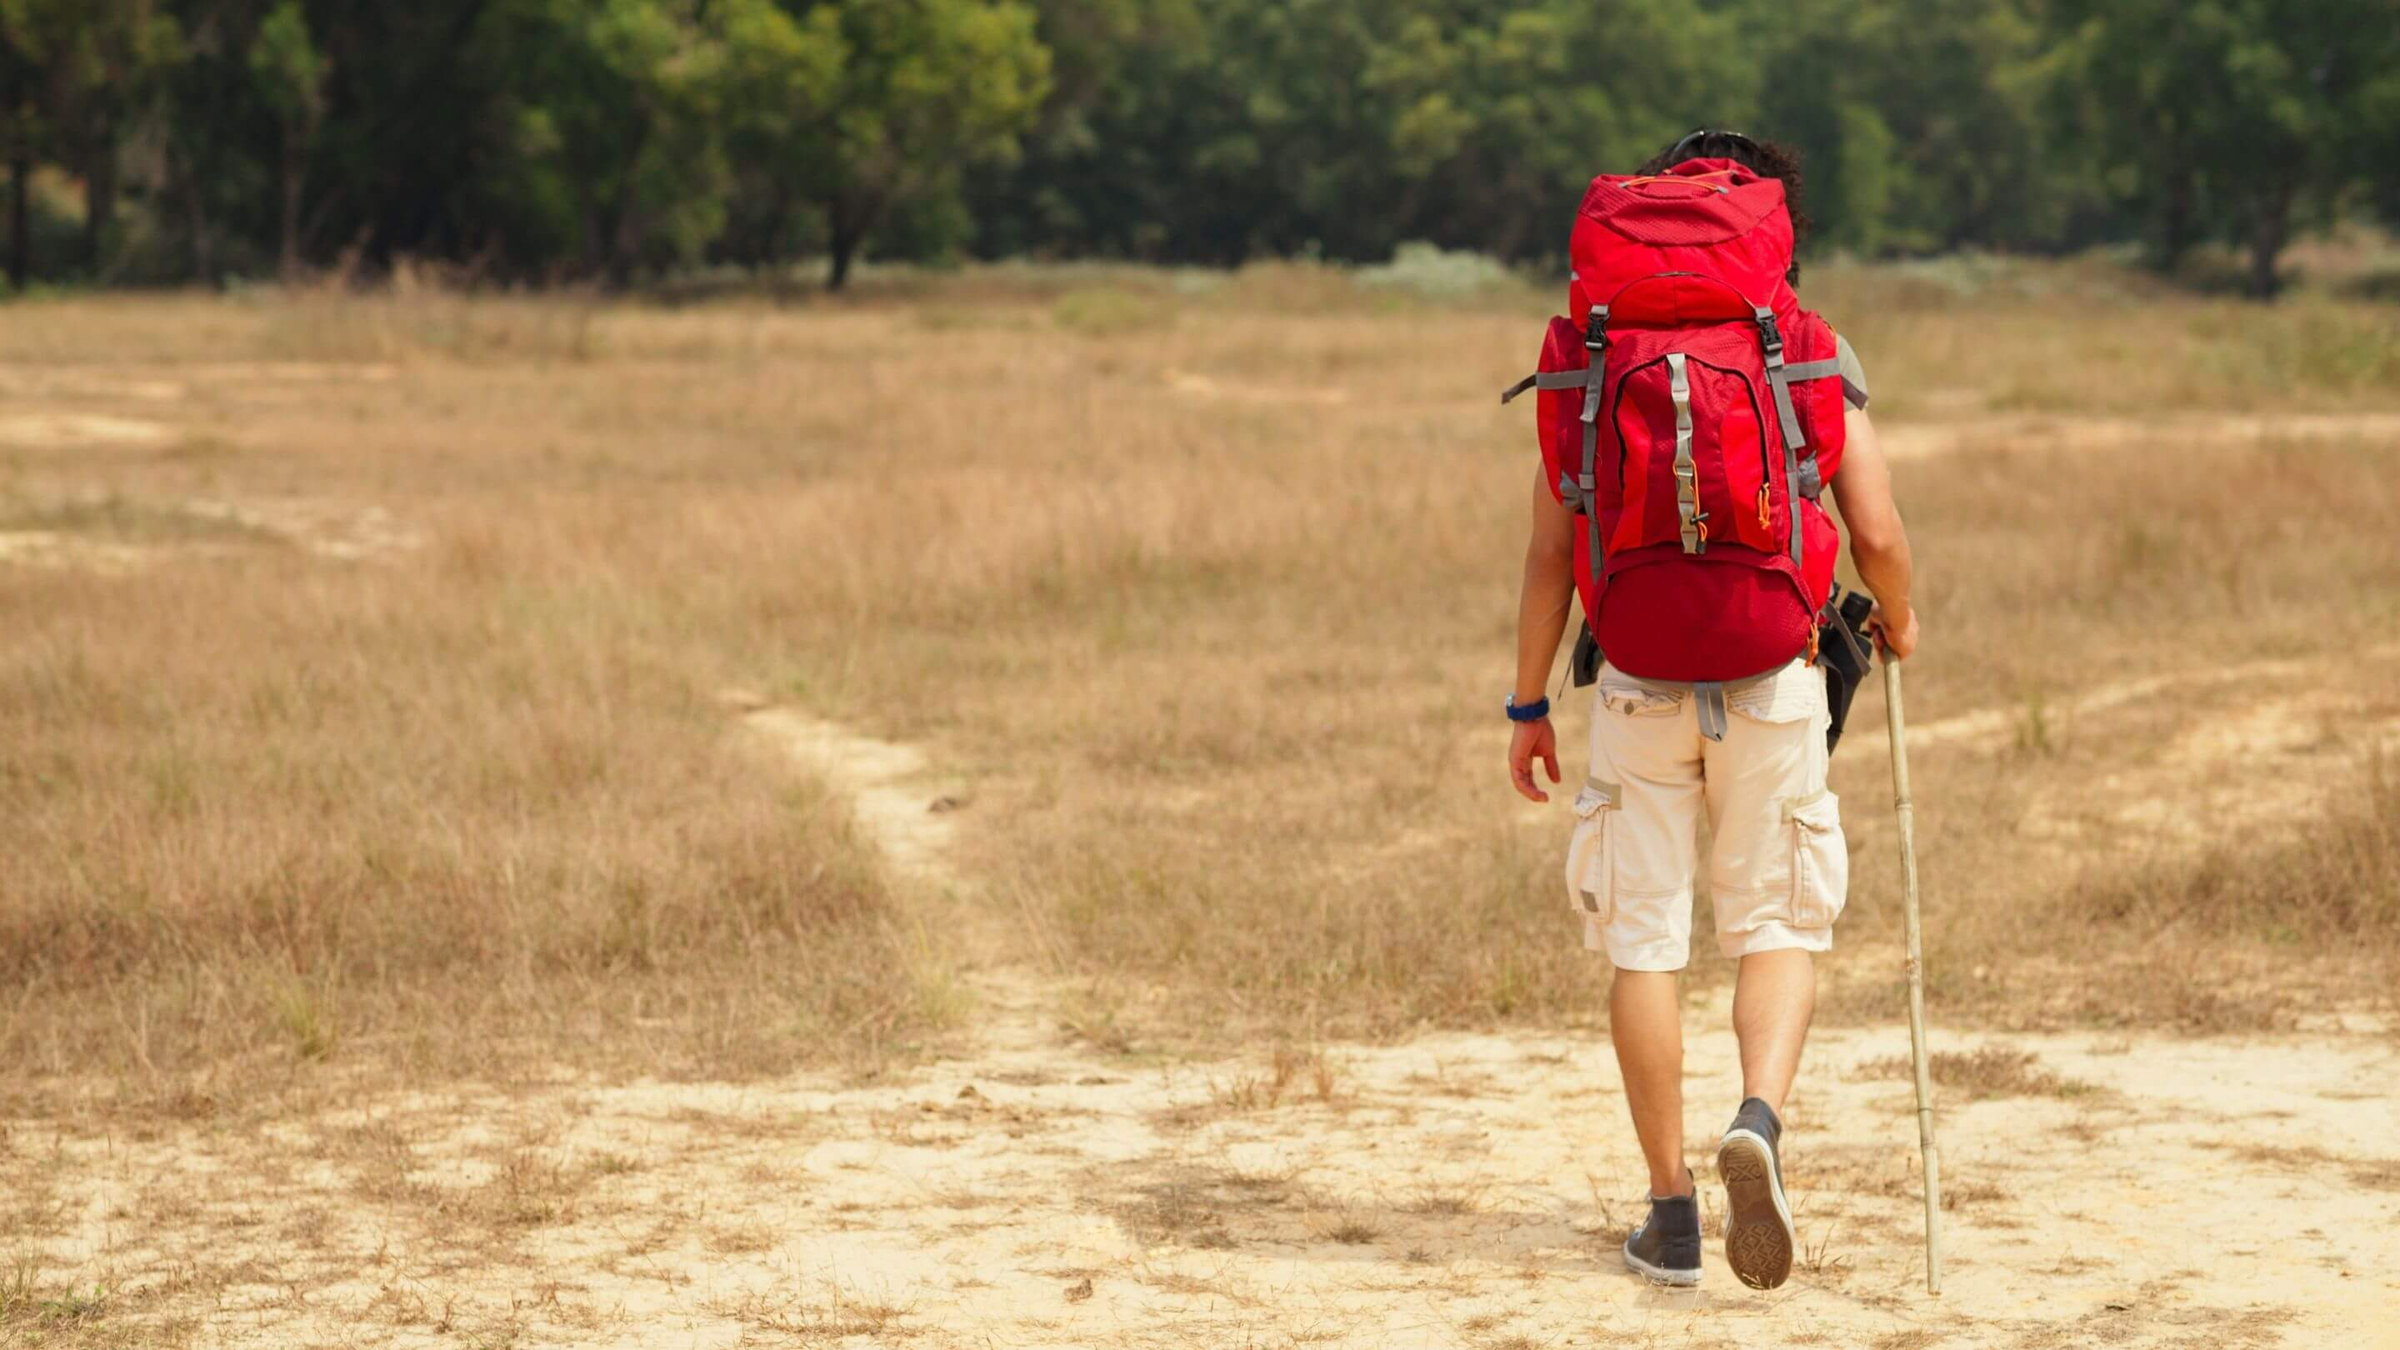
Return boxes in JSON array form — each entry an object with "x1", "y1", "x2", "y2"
[
  {"x1": 827, "y1": 219, "x2": 860, "y2": 290},
  {"x1": 2246, "y1": 182, "x2": 2292, "y2": 301},
  {"x1": 7, "y1": 149, "x2": 28, "y2": 290},
  {"x1": 179, "y1": 152, "x2": 217, "y2": 287},
  {"x1": 84, "y1": 116, "x2": 117, "y2": 278},
  {"x1": 606, "y1": 201, "x2": 639, "y2": 290},
  {"x1": 2156, "y1": 168, "x2": 2194, "y2": 273},
  {"x1": 280, "y1": 137, "x2": 305, "y2": 280}
]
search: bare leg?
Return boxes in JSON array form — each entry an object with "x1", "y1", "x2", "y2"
[
  {"x1": 1732, "y1": 950, "x2": 1815, "y2": 1114},
  {"x1": 1611, "y1": 968, "x2": 1692, "y2": 1197}
]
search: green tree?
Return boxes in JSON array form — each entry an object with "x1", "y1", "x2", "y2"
[
  {"x1": 28, "y1": 0, "x2": 177, "y2": 277},
  {"x1": 958, "y1": 0, "x2": 1187, "y2": 260},
  {"x1": 712, "y1": 0, "x2": 845, "y2": 266},
  {"x1": 1370, "y1": 0, "x2": 1757, "y2": 263},
  {"x1": 157, "y1": 0, "x2": 296, "y2": 284},
  {"x1": 249, "y1": 0, "x2": 326, "y2": 277},
  {"x1": 545, "y1": 0, "x2": 729, "y2": 283},
  {"x1": 799, "y1": 0, "x2": 1050, "y2": 287},
  {"x1": 2060, "y1": 0, "x2": 2398, "y2": 295}
]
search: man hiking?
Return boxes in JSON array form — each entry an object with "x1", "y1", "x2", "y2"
[{"x1": 1500, "y1": 130, "x2": 1916, "y2": 1289}]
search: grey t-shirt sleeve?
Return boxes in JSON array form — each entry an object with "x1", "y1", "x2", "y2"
[{"x1": 1833, "y1": 333, "x2": 1869, "y2": 410}]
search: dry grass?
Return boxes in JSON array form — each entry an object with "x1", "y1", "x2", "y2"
[
  {"x1": 2205, "y1": 1141, "x2": 2400, "y2": 1191},
  {"x1": 1858, "y1": 1046, "x2": 2096, "y2": 1100},
  {"x1": 1210, "y1": 1044, "x2": 1349, "y2": 1111},
  {"x1": 0, "y1": 257, "x2": 2396, "y2": 1110}
]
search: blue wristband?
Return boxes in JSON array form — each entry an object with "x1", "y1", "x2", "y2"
[{"x1": 1506, "y1": 696, "x2": 1550, "y2": 723}]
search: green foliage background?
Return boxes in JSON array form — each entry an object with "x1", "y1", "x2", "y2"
[{"x1": 1, "y1": 0, "x2": 2394, "y2": 294}]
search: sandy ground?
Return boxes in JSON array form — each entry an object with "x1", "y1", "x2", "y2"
[
  {"x1": 11, "y1": 955, "x2": 2397, "y2": 1348},
  {"x1": 14, "y1": 696, "x2": 2396, "y2": 1350}
]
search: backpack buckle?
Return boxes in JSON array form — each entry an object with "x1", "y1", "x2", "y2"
[
  {"x1": 1752, "y1": 308, "x2": 1784, "y2": 357},
  {"x1": 1585, "y1": 304, "x2": 1611, "y2": 354}
]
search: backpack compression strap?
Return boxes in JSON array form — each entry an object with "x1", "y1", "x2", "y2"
[
  {"x1": 1499, "y1": 370, "x2": 1593, "y2": 404},
  {"x1": 1753, "y1": 307, "x2": 1857, "y2": 567},
  {"x1": 1579, "y1": 306, "x2": 1609, "y2": 591},
  {"x1": 1753, "y1": 308, "x2": 1808, "y2": 569},
  {"x1": 1499, "y1": 308, "x2": 1611, "y2": 620}
]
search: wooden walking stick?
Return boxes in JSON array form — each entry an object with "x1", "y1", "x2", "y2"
[{"x1": 1883, "y1": 656, "x2": 1944, "y2": 1294}]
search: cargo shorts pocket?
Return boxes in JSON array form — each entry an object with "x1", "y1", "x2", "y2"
[
  {"x1": 1783, "y1": 790, "x2": 1848, "y2": 928},
  {"x1": 1600, "y1": 681, "x2": 1683, "y2": 719},
  {"x1": 1564, "y1": 778, "x2": 1619, "y2": 924},
  {"x1": 1603, "y1": 667, "x2": 1680, "y2": 720}
]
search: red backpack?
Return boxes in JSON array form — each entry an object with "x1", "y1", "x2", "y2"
[{"x1": 1505, "y1": 157, "x2": 1848, "y2": 685}]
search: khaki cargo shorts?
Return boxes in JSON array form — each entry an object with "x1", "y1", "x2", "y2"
[{"x1": 1564, "y1": 660, "x2": 1848, "y2": 971}]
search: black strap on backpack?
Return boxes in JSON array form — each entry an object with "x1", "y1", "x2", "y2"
[
  {"x1": 1820, "y1": 583, "x2": 1878, "y2": 753},
  {"x1": 1570, "y1": 620, "x2": 1603, "y2": 688}
]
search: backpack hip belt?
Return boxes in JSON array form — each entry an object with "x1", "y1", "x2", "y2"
[{"x1": 1606, "y1": 662, "x2": 1793, "y2": 743}]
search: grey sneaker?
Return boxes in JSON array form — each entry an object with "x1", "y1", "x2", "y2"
[
  {"x1": 1717, "y1": 1097, "x2": 1796, "y2": 1289},
  {"x1": 1621, "y1": 1182, "x2": 1702, "y2": 1286}
]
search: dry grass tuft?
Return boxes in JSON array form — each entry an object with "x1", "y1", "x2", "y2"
[
  {"x1": 716, "y1": 1287, "x2": 918, "y2": 1343},
  {"x1": 0, "y1": 1253, "x2": 193, "y2": 1350},
  {"x1": 1859, "y1": 1046, "x2": 2096, "y2": 1101},
  {"x1": 2207, "y1": 1141, "x2": 2400, "y2": 1192},
  {"x1": 1211, "y1": 1045, "x2": 1349, "y2": 1111},
  {"x1": 1108, "y1": 1165, "x2": 1304, "y2": 1248},
  {"x1": 1403, "y1": 1183, "x2": 1486, "y2": 1216},
  {"x1": 1320, "y1": 1216, "x2": 1383, "y2": 1246}
]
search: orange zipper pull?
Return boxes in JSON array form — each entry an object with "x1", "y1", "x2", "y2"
[{"x1": 1756, "y1": 484, "x2": 1771, "y2": 530}]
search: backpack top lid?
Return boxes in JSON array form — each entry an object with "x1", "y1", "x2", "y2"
[{"x1": 1570, "y1": 158, "x2": 1796, "y2": 326}]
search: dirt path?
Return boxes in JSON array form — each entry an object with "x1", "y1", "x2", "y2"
[
  {"x1": 1840, "y1": 644, "x2": 2400, "y2": 848},
  {"x1": 735, "y1": 699, "x2": 967, "y2": 892},
  {"x1": 9, "y1": 705, "x2": 2399, "y2": 1348}
]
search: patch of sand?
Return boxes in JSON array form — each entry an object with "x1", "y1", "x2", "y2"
[
  {"x1": 0, "y1": 362, "x2": 398, "y2": 406},
  {"x1": 177, "y1": 361, "x2": 401, "y2": 383},
  {"x1": 178, "y1": 496, "x2": 428, "y2": 562},
  {"x1": 0, "y1": 412, "x2": 176, "y2": 449},
  {"x1": 1879, "y1": 411, "x2": 2400, "y2": 460},
  {"x1": 0, "y1": 529, "x2": 156, "y2": 573},
  {"x1": 0, "y1": 496, "x2": 425, "y2": 571},
  {"x1": 2100, "y1": 689, "x2": 2400, "y2": 842},
  {"x1": 10, "y1": 993, "x2": 2396, "y2": 1347}
]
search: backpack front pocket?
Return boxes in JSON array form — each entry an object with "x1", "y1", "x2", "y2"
[{"x1": 1565, "y1": 778, "x2": 1620, "y2": 924}]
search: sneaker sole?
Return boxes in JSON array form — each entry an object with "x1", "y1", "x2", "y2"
[
  {"x1": 1717, "y1": 1129, "x2": 1795, "y2": 1290},
  {"x1": 1621, "y1": 1241, "x2": 1702, "y2": 1287}
]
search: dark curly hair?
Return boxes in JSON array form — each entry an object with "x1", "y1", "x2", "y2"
[{"x1": 1637, "y1": 129, "x2": 1810, "y2": 285}]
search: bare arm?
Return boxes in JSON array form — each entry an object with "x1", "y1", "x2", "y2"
[
  {"x1": 1510, "y1": 465, "x2": 1578, "y2": 801},
  {"x1": 1827, "y1": 407, "x2": 1919, "y2": 658},
  {"x1": 1516, "y1": 463, "x2": 1578, "y2": 702}
]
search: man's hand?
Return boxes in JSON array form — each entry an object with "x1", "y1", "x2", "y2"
[
  {"x1": 1510, "y1": 717, "x2": 1561, "y2": 802},
  {"x1": 1869, "y1": 602, "x2": 1919, "y2": 661}
]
